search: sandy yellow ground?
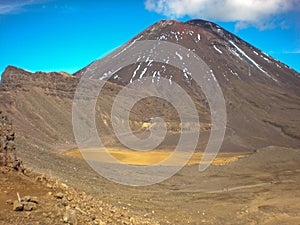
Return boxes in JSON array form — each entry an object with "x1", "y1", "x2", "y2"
[{"x1": 65, "y1": 148, "x2": 248, "y2": 166}]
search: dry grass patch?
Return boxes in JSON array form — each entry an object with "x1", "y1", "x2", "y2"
[{"x1": 65, "y1": 149, "x2": 249, "y2": 166}]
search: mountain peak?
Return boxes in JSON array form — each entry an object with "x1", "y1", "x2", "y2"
[
  {"x1": 83, "y1": 19, "x2": 298, "y2": 88},
  {"x1": 1, "y1": 66, "x2": 31, "y2": 83},
  {"x1": 185, "y1": 19, "x2": 219, "y2": 28},
  {"x1": 2, "y1": 65, "x2": 31, "y2": 75}
]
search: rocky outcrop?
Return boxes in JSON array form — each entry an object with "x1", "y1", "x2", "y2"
[
  {"x1": 1, "y1": 66, "x2": 78, "y2": 99},
  {"x1": 0, "y1": 111, "x2": 22, "y2": 170},
  {"x1": 0, "y1": 111, "x2": 16, "y2": 166},
  {"x1": 3, "y1": 171, "x2": 158, "y2": 224}
]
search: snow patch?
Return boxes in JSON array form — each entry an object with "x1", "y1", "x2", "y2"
[
  {"x1": 229, "y1": 40, "x2": 277, "y2": 82},
  {"x1": 147, "y1": 59, "x2": 153, "y2": 67},
  {"x1": 164, "y1": 57, "x2": 170, "y2": 64},
  {"x1": 183, "y1": 68, "x2": 191, "y2": 79},
  {"x1": 262, "y1": 52, "x2": 270, "y2": 57},
  {"x1": 210, "y1": 70, "x2": 217, "y2": 82},
  {"x1": 170, "y1": 31, "x2": 179, "y2": 41},
  {"x1": 130, "y1": 63, "x2": 142, "y2": 83},
  {"x1": 188, "y1": 30, "x2": 194, "y2": 36},
  {"x1": 213, "y1": 45, "x2": 222, "y2": 54},
  {"x1": 195, "y1": 33, "x2": 201, "y2": 43},
  {"x1": 227, "y1": 47, "x2": 243, "y2": 61},
  {"x1": 113, "y1": 35, "x2": 143, "y2": 58},
  {"x1": 223, "y1": 73, "x2": 229, "y2": 81},
  {"x1": 152, "y1": 71, "x2": 157, "y2": 78},
  {"x1": 229, "y1": 68, "x2": 239, "y2": 78},
  {"x1": 152, "y1": 71, "x2": 157, "y2": 83},
  {"x1": 159, "y1": 34, "x2": 168, "y2": 40},
  {"x1": 176, "y1": 51, "x2": 183, "y2": 60},
  {"x1": 139, "y1": 67, "x2": 148, "y2": 79},
  {"x1": 261, "y1": 55, "x2": 271, "y2": 63},
  {"x1": 156, "y1": 71, "x2": 161, "y2": 83},
  {"x1": 169, "y1": 75, "x2": 173, "y2": 85},
  {"x1": 99, "y1": 71, "x2": 112, "y2": 80},
  {"x1": 114, "y1": 74, "x2": 120, "y2": 80}
]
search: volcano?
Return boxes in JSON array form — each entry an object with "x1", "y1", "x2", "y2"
[{"x1": 74, "y1": 19, "x2": 300, "y2": 153}]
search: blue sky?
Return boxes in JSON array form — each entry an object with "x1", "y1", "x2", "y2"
[{"x1": 0, "y1": 0, "x2": 299, "y2": 76}]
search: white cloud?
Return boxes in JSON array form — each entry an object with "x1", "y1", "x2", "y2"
[
  {"x1": 145, "y1": 0, "x2": 300, "y2": 30},
  {"x1": 0, "y1": 0, "x2": 47, "y2": 15}
]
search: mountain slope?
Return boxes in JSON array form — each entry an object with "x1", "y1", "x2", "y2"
[
  {"x1": 0, "y1": 19, "x2": 299, "y2": 168},
  {"x1": 75, "y1": 19, "x2": 300, "y2": 151}
]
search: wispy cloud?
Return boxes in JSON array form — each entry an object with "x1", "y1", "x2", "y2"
[
  {"x1": 145, "y1": 0, "x2": 300, "y2": 30},
  {"x1": 0, "y1": 0, "x2": 48, "y2": 15},
  {"x1": 284, "y1": 49, "x2": 300, "y2": 54}
]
